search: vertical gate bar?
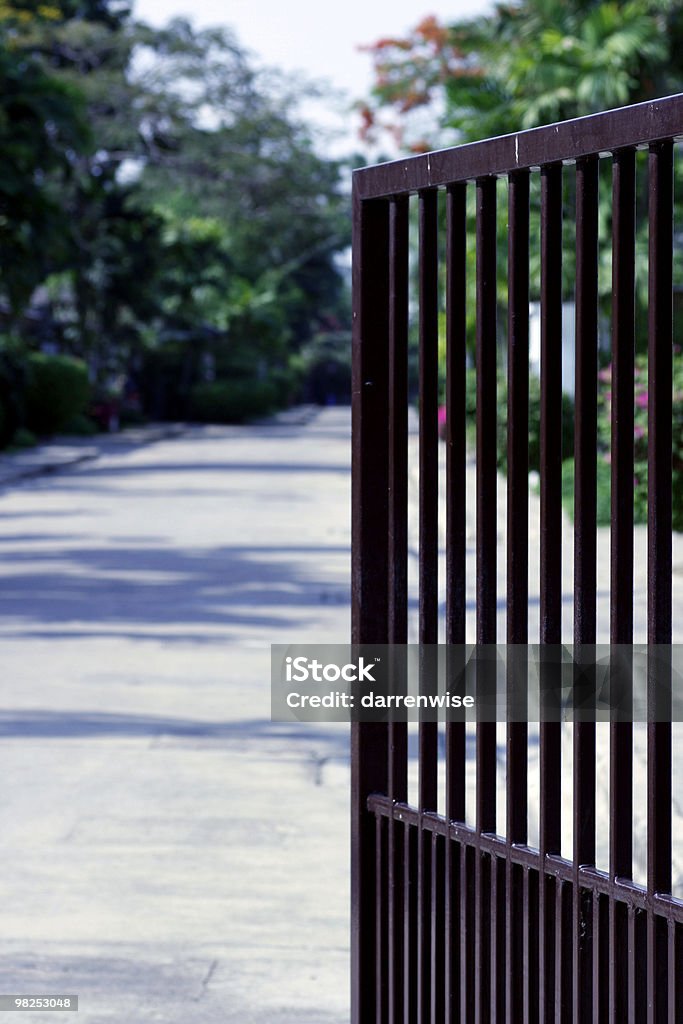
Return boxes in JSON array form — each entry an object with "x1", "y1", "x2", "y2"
[
  {"x1": 573, "y1": 155, "x2": 599, "y2": 1024},
  {"x1": 475, "y1": 175, "x2": 497, "y2": 1024},
  {"x1": 633, "y1": 909, "x2": 648, "y2": 1019},
  {"x1": 591, "y1": 894, "x2": 600, "y2": 1020},
  {"x1": 609, "y1": 150, "x2": 636, "y2": 641},
  {"x1": 628, "y1": 905, "x2": 635, "y2": 1020},
  {"x1": 405, "y1": 823, "x2": 419, "y2": 1023},
  {"x1": 445, "y1": 182, "x2": 468, "y2": 1021},
  {"x1": 646, "y1": 139, "x2": 673, "y2": 1024},
  {"x1": 539, "y1": 162, "x2": 563, "y2": 1024},
  {"x1": 377, "y1": 815, "x2": 388, "y2": 1023},
  {"x1": 491, "y1": 855, "x2": 499, "y2": 1017},
  {"x1": 674, "y1": 923, "x2": 683, "y2": 1024},
  {"x1": 609, "y1": 148, "x2": 636, "y2": 1024},
  {"x1": 506, "y1": 171, "x2": 530, "y2": 642},
  {"x1": 388, "y1": 195, "x2": 410, "y2": 650},
  {"x1": 430, "y1": 834, "x2": 445, "y2": 1022},
  {"x1": 668, "y1": 920, "x2": 676, "y2": 1024},
  {"x1": 558, "y1": 881, "x2": 573, "y2": 1023},
  {"x1": 418, "y1": 188, "x2": 439, "y2": 1024},
  {"x1": 593, "y1": 892, "x2": 610, "y2": 1019},
  {"x1": 525, "y1": 869, "x2": 540, "y2": 1024},
  {"x1": 475, "y1": 178, "x2": 498, "y2": 646},
  {"x1": 418, "y1": 187, "x2": 440, "y2": 654},
  {"x1": 573, "y1": 159, "x2": 599, "y2": 645},
  {"x1": 647, "y1": 142, "x2": 674, "y2": 644},
  {"x1": 351, "y1": 187, "x2": 391, "y2": 1024},
  {"x1": 492, "y1": 855, "x2": 507, "y2": 1021},
  {"x1": 462, "y1": 846, "x2": 477, "y2": 1021},
  {"x1": 388, "y1": 194, "x2": 410, "y2": 1024},
  {"x1": 539, "y1": 163, "x2": 564, "y2": 642},
  {"x1": 506, "y1": 169, "x2": 530, "y2": 1024},
  {"x1": 445, "y1": 183, "x2": 468, "y2": 646}
]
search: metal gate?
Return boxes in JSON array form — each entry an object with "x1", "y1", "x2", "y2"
[{"x1": 351, "y1": 96, "x2": 683, "y2": 1022}]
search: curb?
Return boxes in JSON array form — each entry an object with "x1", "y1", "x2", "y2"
[
  {"x1": 0, "y1": 409, "x2": 322, "y2": 489},
  {"x1": 0, "y1": 423, "x2": 190, "y2": 489}
]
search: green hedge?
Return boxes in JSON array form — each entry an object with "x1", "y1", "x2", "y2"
[
  {"x1": 189, "y1": 378, "x2": 277, "y2": 424},
  {"x1": 25, "y1": 353, "x2": 91, "y2": 435}
]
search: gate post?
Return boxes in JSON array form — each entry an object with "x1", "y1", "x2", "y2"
[{"x1": 351, "y1": 183, "x2": 390, "y2": 1024}]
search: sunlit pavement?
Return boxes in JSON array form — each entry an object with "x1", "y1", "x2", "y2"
[{"x1": 0, "y1": 410, "x2": 352, "y2": 1023}]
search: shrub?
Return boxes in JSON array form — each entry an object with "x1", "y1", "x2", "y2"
[
  {"x1": 62, "y1": 412, "x2": 98, "y2": 436},
  {"x1": 561, "y1": 456, "x2": 612, "y2": 527},
  {"x1": 188, "y1": 378, "x2": 278, "y2": 424},
  {"x1": 597, "y1": 354, "x2": 683, "y2": 531},
  {"x1": 0, "y1": 342, "x2": 30, "y2": 447},
  {"x1": 497, "y1": 373, "x2": 574, "y2": 474},
  {"x1": 25, "y1": 353, "x2": 90, "y2": 436},
  {"x1": 7, "y1": 427, "x2": 37, "y2": 450},
  {"x1": 458, "y1": 367, "x2": 575, "y2": 473}
]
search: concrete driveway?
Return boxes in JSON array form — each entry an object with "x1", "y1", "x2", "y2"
[{"x1": 0, "y1": 410, "x2": 352, "y2": 1023}]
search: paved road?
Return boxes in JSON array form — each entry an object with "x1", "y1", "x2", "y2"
[
  {"x1": 0, "y1": 411, "x2": 352, "y2": 1023},
  {"x1": 0, "y1": 406, "x2": 680, "y2": 1024}
]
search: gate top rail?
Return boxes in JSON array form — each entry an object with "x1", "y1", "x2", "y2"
[{"x1": 353, "y1": 92, "x2": 683, "y2": 199}]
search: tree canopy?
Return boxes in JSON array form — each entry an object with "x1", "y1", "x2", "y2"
[
  {"x1": 360, "y1": 0, "x2": 683, "y2": 152},
  {"x1": 0, "y1": 0, "x2": 351, "y2": 421}
]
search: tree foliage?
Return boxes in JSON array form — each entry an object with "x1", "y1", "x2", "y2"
[
  {"x1": 0, "y1": 0, "x2": 350, "y2": 424},
  {"x1": 360, "y1": 1, "x2": 683, "y2": 152}
]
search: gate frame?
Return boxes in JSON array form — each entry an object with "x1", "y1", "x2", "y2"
[{"x1": 351, "y1": 94, "x2": 683, "y2": 1023}]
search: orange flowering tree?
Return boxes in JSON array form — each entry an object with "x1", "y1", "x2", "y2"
[{"x1": 359, "y1": 2, "x2": 683, "y2": 153}]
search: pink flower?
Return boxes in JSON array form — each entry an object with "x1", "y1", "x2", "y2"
[
  {"x1": 635, "y1": 391, "x2": 648, "y2": 408},
  {"x1": 598, "y1": 367, "x2": 611, "y2": 382},
  {"x1": 438, "y1": 405, "x2": 447, "y2": 426},
  {"x1": 634, "y1": 425, "x2": 645, "y2": 440}
]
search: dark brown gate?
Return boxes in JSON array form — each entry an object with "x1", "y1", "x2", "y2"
[{"x1": 351, "y1": 95, "x2": 683, "y2": 1022}]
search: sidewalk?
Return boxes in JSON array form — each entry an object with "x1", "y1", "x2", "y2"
[
  {"x1": 0, "y1": 409, "x2": 352, "y2": 1023},
  {"x1": 0, "y1": 424, "x2": 190, "y2": 488}
]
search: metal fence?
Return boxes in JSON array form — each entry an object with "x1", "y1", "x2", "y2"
[{"x1": 351, "y1": 95, "x2": 683, "y2": 1022}]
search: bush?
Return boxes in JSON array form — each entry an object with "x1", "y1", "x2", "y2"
[
  {"x1": 7, "y1": 427, "x2": 37, "y2": 451},
  {"x1": 0, "y1": 342, "x2": 30, "y2": 447},
  {"x1": 61, "y1": 412, "x2": 98, "y2": 437},
  {"x1": 561, "y1": 456, "x2": 612, "y2": 527},
  {"x1": 25, "y1": 353, "x2": 90, "y2": 436},
  {"x1": 188, "y1": 378, "x2": 278, "y2": 424},
  {"x1": 458, "y1": 367, "x2": 575, "y2": 473},
  {"x1": 597, "y1": 354, "x2": 683, "y2": 531}
]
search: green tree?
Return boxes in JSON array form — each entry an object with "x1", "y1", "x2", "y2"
[
  {"x1": 0, "y1": 2, "x2": 350, "y2": 407},
  {"x1": 0, "y1": 8, "x2": 90, "y2": 315},
  {"x1": 360, "y1": 1, "x2": 683, "y2": 151}
]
